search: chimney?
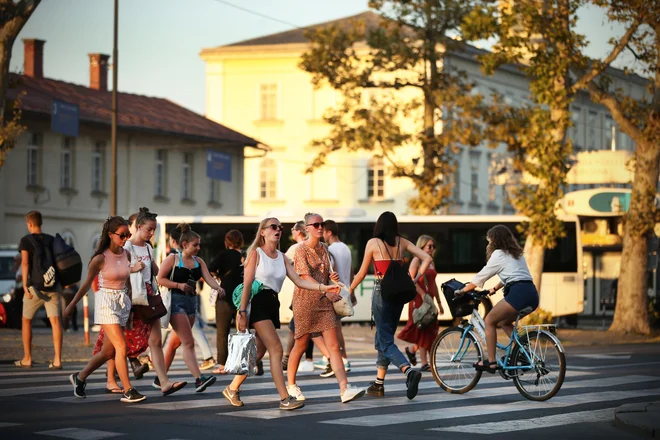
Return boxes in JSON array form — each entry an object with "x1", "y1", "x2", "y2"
[
  {"x1": 23, "y1": 39, "x2": 45, "y2": 78},
  {"x1": 88, "y1": 53, "x2": 110, "y2": 91}
]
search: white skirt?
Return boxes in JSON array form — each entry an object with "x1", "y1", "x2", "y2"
[{"x1": 94, "y1": 288, "x2": 131, "y2": 326}]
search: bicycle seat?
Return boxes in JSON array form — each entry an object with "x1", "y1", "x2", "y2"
[{"x1": 517, "y1": 306, "x2": 534, "y2": 318}]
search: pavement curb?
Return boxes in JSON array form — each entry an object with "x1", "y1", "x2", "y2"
[{"x1": 614, "y1": 402, "x2": 660, "y2": 438}]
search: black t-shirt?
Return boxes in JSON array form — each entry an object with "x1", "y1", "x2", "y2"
[
  {"x1": 208, "y1": 249, "x2": 243, "y2": 303},
  {"x1": 18, "y1": 233, "x2": 55, "y2": 290}
]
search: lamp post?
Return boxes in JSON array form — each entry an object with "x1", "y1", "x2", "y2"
[{"x1": 110, "y1": 0, "x2": 118, "y2": 216}]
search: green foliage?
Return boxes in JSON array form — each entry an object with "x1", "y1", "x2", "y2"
[
  {"x1": 0, "y1": 93, "x2": 26, "y2": 168},
  {"x1": 520, "y1": 307, "x2": 554, "y2": 326},
  {"x1": 299, "y1": 0, "x2": 489, "y2": 214}
]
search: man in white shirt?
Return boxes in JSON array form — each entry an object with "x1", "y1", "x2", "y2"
[{"x1": 323, "y1": 220, "x2": 355, "y2": 373}]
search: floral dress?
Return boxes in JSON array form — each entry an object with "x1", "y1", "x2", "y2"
[
  {"x1": 292, "y1": 243, "x2": 337, "y2": 339},
  {"x1": 397, "y1": 267, "x2": 440, "y2": 351}
]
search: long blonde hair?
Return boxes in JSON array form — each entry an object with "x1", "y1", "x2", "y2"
[
  {"x1": 246, "y1": 217, "x2": 279, "y2": 261},
  {"x1": 416, "y1": 234, "x2": 435, "y2": 255}
]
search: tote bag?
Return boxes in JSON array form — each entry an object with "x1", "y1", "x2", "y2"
[
  {"x1": 322, "y1": 245, "x2": 354, "y2": 317},
  {"x1": 127, "y1": 242, "x2": 149, "y2": 306}
]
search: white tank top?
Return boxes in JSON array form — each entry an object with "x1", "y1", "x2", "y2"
[{"x1": 254, "y1": 248, "x2": 286, "y2": 292}]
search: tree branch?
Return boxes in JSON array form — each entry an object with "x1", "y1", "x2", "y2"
[
  {"x1": 571, "y1": 17, "x2": 641, "y2": 93},
  {"x1": 586, "y1": 80, "x2": 644, "y2": 144}
]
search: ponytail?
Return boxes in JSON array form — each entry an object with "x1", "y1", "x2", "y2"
[{"x1": 91, "y1": 216, "x2": 128, "y2": 262}]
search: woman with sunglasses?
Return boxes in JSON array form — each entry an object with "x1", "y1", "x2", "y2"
[
  {"x1": 156, "y1": 223, "x2": 221, "y2": 393},
  {"x1": 222, "y1": 217, "x2": 341, "y2": 411},
  {"x1": 286, "y1": 213, "x2": 365, "y2": 404},
  {"x1": 397, "y1": 235, "x2": 443, "y2": 371},
  {"x1": 64, "y1": 216, "x2": 146, "y2": 403}
]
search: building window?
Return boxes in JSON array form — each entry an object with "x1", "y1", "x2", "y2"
[
  {"x1": 487, "y1": 153, "x2": 497, "y2": 204},
  {"x1": 92, "y1": 141, "x2": 105, "y2": 192},
  {"x1": 587, "y1": 110, "x2": 599, "y2": 151},
  {"x1": 27, "y1": 132, "x2": 42, "y2": 187},
  {"x1": 571, "y1": 106, "x2": 583, "y2": 152},
  {"x1": 470, "y1": 152, "x2": 481, "y2": 204},
  {"x1": 155, "y1": 149, "x2": 167, "y2": 197},
  {"x1": 209, "y1": 179, "x2": 220, "y2": 203},
  {"x1": 367, "y1": 157, "x2": 385, "y2": 199},
  {"x1": 453, "y1": 161, "x2": 461, "y2": 201},
  {"x1": 182, "y1": 152, "x2": 193, "y2": 200},
  {"x1": 259, "y1": 158, "x2": 277, "y2": 199},
  {"x1": 259, "y1": 84, "x2": 278, "y2": 121},
  {"x1": 605, "y1": 116, "x2": 617, "y2": 151},
  {"x1": 60, "y1": 137, "x2": 75, "y2": 190}
]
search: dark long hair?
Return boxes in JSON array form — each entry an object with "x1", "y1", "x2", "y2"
[
  {"x1": 136, "y1": 207, "x2": 157, "y2": 227},
  {"x1": 486, "y1": 225, "x2": 523, "y2": 260},
  {"x1": 373, "y1": 211, "x2": 399, "y2": 246},
  {"x1": 91, "y1": 216, "x2": 128, "y2": 261}
]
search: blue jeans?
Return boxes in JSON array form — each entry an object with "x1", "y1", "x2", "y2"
[{"x1": 372, "y1": 288, "x2": 410, "y2": 370}]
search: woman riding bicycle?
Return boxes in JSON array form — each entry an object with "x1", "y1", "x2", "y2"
[{"x1": 455, "y1": 225, "x2": 539, "y2": 373}]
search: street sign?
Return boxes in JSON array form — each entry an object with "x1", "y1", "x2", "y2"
[
  {"x1": 51, "y1": 99, "x2": 79, "y2": 137},
  {"x1": 206, "y1": 150, "x2": 232, "y2": 182},
  {"x1": 561, "y1": 188, "x2": 637, "y2": 217}
]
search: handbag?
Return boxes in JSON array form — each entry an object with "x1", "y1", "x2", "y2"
[
  {"x1": 159, "y1": 251, "x2": 177, "y2": 328},
  {"x1": 377, "y1": 239, "x2": 417, "y2": 305},
  {"x1": 232, "y1": 280, "x2": 264, "y2": 309},
  {"x1": 323, "y1": 245, "x2": 354, "y2": 317},
  {"x1": 225, "y1": 330, "x2": 257, "y2": 376},
  {"x1": 412, "y1": 293, "x2": 438, "y2": 329},
  {"x1": 127, "y1": 242, "x2": 149, "y2": 306},
  {"x1": 133, "y1": 244, "x2": 167, "y2": 322}
]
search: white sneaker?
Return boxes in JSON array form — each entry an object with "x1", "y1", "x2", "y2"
[
  {"x1": 341, "y1": 384, "x2": 366, "y2": 403},
  {"x1": 287, "y1": 384, "x2": 306, "y2": 401},
  {"x1": 313, "y1": 357, "x2": 329, "y2": 370},
  {"x1": 299, "y1": 360, "x2": 315, "y2": 372}
]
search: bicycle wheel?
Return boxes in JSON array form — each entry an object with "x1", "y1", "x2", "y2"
[
  {"x1": 430, "y1": 326, "x2": 483, "y2": 394},
  {"x1": 511, "y1": 330, "x2": 566, "y2": 401}
]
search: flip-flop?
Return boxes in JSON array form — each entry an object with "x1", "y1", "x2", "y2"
[
  {"x1": 104, "y1": 387, "x2": 123, "y2": 394},
  {"x1": 48, "y1": 362, "x2": 63, "y2": 370},
  {"x1": 212, "y1": 366, "x2": 227, "y2": 375},
  {"x1": 162, "y1": 381, "x2": 187, "y2": 396},
  {"x1": 14, "y1": 360, "x2": 32, "y2": 368}
]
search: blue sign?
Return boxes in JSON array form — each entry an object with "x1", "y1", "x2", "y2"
[
  {"x1": 206, "y1": 150, "x2": 232, "y2": 182},
  {"x1": 51, "y1": 99, "x2": 79, "y2": 137}
]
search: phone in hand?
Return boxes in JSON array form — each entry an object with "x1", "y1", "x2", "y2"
[{"x1": 186, "y1": 279, "x2": 197, "y2": 289}]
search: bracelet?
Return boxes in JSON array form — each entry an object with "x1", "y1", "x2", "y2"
[
  {"x1": 318, "y1": 283, "x2": 322, "y2": 292},
  {"x1": 238, "y1": 309, "x2": 247, "y2": 314}
]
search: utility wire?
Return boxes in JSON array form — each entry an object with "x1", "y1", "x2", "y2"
[{"x1": 209, "y1": 0, "x2": 304, "y2": 30}]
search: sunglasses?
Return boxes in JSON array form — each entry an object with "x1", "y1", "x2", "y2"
[
  {"x1": 306, "y1": 222, "x2": 325, "y2": 229},
  {"x1": 263, "y1": 224, "x2": 284, "y2": 232},
  {"x1": 427, "y1": 244, "x2": 436, "y2": 249},
  {"x1": 112, "y1": 232, "x2": 131, "y2": 240}
]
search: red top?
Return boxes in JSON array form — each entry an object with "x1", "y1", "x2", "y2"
[{"x1": 373, "y1": 259, "x2": 403, "y2": 277}]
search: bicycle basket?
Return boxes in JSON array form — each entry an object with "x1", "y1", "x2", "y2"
[{"x1": 441, "y1": 278, "x2": 479, "y2": 318}]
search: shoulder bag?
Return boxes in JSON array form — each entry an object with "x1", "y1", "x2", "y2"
[
  {"x1": 378, "y1": 238, "x2": 417, "y2": 305},
  {"x1": 134, "y1": 244, "x2": 167, "y2": 322}
]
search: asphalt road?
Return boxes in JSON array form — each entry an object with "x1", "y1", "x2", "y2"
[{"x1": 1, "y1": 343, "x2": 659, "y2": 440}]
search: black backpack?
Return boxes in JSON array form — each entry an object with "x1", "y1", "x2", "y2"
[
  {"x1": 27, "y1": 235, "x2": 57, "y2": 292},
  {"x1": 378, "y1": 238, "x2": 417, "y2": 305},
  {"x1": 53, "y1": 233, "x2": 82, "y2": 287}
]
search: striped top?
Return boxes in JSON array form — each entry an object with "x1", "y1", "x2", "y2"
[{"x1": 98, "y1": 249, "x2": 130, "y2": 290}]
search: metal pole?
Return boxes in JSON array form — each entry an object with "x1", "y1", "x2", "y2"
[{"x1": 110, "y1": 0, "x2": 118, "y2": 216}]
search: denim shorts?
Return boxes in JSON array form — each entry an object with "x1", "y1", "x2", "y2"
[
  {"x1": 504, "y1": 282, "x2": 539, "y2": 315},
  {"x1": 170, "y1": 292, "x2": 197, "y2": 316}
]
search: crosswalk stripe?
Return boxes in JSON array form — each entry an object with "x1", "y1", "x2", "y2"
[
  {"x1": 322, "y1": 387, "x2": 660, "y2": 426},
  {"x1": 212, "y1": 374, "x2": 649, "y2": 420},
  {"x1": 431, "y1": 408, "x2": 613, "y2": 434},
  {"x1": 0, "y1": 422, "x2": 22, "y2": 427}
]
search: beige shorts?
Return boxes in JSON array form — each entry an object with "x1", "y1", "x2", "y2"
[{"x1": 23, "y1": 289, "x2": 60, "y2": 319}]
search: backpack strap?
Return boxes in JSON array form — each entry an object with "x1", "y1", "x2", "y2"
[
  {"x1": 396, "y1": 237, "x2": 401, "y2": 260},
  {"x1": 375, "y1": 239, "x2": 385, "y2": 260},
  {"x1": 380, "y1": 239, "x2": 395, "y2": 261}
]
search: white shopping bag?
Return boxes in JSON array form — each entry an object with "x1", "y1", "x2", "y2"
[
  {"x1": 333, "y1": 282, "x2": 354, "y2": 317},
  {"x1": 225, "y1": 330, "x2": 257, "y2": 376}
]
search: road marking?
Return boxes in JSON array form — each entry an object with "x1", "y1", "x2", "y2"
[
  {"x1": 322, "y1": 387, "x2": 660, "y2": 426},
  {"x1": 34, "y1": 428, "x2": 123, "y2": 439},
  {"x1": 569, "y1": 361, "x2": 660, "y2": 370},
  {"x1": 211, "y1": 373, "x2": 643, "y2": 420},
  {"x1": 573, "y1": 353, "x2": 631, "y2": 360},
  {"x1": 0, "y1": 422, "x2": 22, "y2": 427},
  {"x1": 431, "y1": 408, "x2": 613, "y2": 433}
]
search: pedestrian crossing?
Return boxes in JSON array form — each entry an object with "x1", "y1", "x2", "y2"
[{"x1": 2, "y1": 360, "x2": 660, "y2": 435}]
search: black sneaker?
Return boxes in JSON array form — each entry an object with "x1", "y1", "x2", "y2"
[
  {"x1": 280, "y1": 395, "x2": 304, "y2": 411},
  {"x1": 130, "y1": 358, "x2": 149, "y2": 380},
  {"x1": 152, "y1": 377, "x2": 161, "y2": 390},
  {"x1": 255, "y1": 360, "x2": 264, "y2": 376},
  {"x1": 406, "y1": 369, "x2": 422, "y2": 400},
  {"x1": 366, "y1": 382, "x2": 384, "y2": 397},
  {"x1": 195, "y1": 374, "x2": 217, "y2": 393},
  {"x1": 69, "y1": 372, "x2": 86, "y2": 398},
  {"x1": 120, "y1": 387, "x2": 146, "y2": 403},
  {"x1": 319, "y1": 364, "x2": 335, "y2": 378}
]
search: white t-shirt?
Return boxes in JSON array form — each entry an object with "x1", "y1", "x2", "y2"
[
  {"x1": 284, "y1": 243, "x2": 301, "y2": 265},
  {"x1": 329, "y1": 241, "x2": 352, "y2": 286},
  {"x1": 471, "y1": 249, "x2": 532, "y2": 288},
  {"x1": 125, "y1": 242, "x2": 153, "y2": 281}
]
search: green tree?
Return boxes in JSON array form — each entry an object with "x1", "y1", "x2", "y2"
[
  {"x1": 300, "y1": 0, "x2": 489, "y2": 214},
  {"x1": 571, "y1": 0, "x2": 659, "y2": 334},
  {"x1": 463, "y1": 0, "x2": 636, "y2": 299},
  {"x1": 0, "y1": 0, "x2": 40, "y2": 168}
]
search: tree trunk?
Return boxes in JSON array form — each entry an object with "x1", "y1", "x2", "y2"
[
  {"x1": 610, "y1": 140, "x2": 660, "y2": 334},
  {"x1": 524, "y1": 236, "x2": 545, "y2": 300}
]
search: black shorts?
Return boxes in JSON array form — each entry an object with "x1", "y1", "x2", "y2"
[{"x1": 249, "y1": 288, "x2": 280, "y2": 329}]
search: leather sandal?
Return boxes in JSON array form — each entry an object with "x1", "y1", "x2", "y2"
[{"x1": 473, "y1": 360, "x2": 500, "y2": 373}]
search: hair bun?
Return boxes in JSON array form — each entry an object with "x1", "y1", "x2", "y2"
[
  {"x1": 139, "y1": 207, "x2": 150, "y2": 213},
  {"x1": 178, "y1": 222, "x2": 191, "y2": 233}
]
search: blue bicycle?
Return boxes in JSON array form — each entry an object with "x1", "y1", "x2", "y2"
[{"x1": 430, "y1": 282, "x2": 566, "y2": 401}]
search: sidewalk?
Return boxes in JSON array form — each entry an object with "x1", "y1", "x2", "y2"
[{"x1": 615, "y1": 402, "x2": 660, "y2": 438}]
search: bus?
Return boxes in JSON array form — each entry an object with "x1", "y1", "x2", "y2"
[{"x1": 154, "y1": 215, "x2": 583, "y2": 324}]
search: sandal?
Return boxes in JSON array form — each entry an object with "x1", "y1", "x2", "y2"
[
  {"x1": 48, "y1": 362, "x2": 63, "y2": 370},
  {"x1": 420, "y1": 364, "x2": 431, "y2": 372},
  {"x1": 14, "y1": 360, "x2": 32, "y2": 368},
  {"x1": 473, "y1": 360, "x2": 500, "y2": 374},
  {"x1": 162, "y1": 381, "x2": 187, "y2": 396},
  {"x1": 212, "y1": 366, "x2": 227, "y2": 375},
  {"x1": 405, "y1": 347, "x2": 418, "y2": 367},
  {"x1": 105, "y1": 387, "x2": 123, "y2": 394}
]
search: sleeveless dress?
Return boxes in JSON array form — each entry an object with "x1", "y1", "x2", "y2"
[
  {"x1": 292, "y1": 243, "x2": 336, "y2": 339},
  {"x1": 397, "y1": 266, "x2": 440, "y2": 351}
]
